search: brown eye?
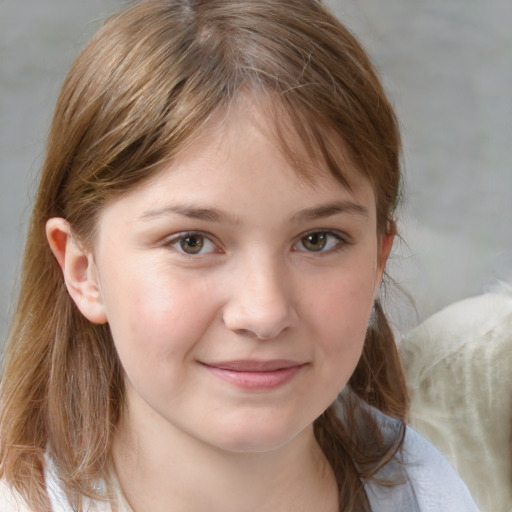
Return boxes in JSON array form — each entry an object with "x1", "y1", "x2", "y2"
[
  {"x1": 296, "y1": 231, "x2": 345, "y2": 253},
  {"x1": 167, "y1": 231, "x2": 219, "y2": 256},
  {"x1": 179, "y1": 234, "x2": 204, "y2": 254},
  {"x1": 301, "y1": 232, "x2": 327, "y2": 252}
]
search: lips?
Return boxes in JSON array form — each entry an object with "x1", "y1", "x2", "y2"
[{"x1": 200, "y1": 360, "x2": 305, "y2": 391}]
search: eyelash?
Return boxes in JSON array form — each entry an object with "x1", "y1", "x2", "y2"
[
  {"x1": 292, "y1": 230, "x2": 349, "y2": 254},
  {"x1": 163, "y1": 229, "x2": 349, "y2": 257},
  {"x1": 163, "y1": 231, "x2": 221, "y2": 256}
]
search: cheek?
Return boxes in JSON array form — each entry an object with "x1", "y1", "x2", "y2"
[
  {"x1": 304, "y1": 262, "x2": 376, "y2": 363},
  {"x1": 101, "y1": 263, "x2": 220, "y2": 371}
]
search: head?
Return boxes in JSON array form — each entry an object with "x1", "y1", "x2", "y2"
[{"x1": 1, "y1": 0, "x2": 404, "y2": 508}]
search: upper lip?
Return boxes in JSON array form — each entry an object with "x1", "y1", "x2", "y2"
[{"x1": 201, "y1": 360, "x2": 304, "y2": 372}]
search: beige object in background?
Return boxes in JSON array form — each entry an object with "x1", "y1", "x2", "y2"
[{"x1": 401, "y1": 292, "x2": 512, "y2": 512}]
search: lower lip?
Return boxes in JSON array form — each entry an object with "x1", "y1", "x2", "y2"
[{"x1": 203, "y1": 365, "x2": 303, "y2": 391}]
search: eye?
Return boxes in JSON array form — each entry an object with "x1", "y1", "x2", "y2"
[
  {"x1": 166, "y1": 232, "x2": 219, "y2": 255},
  {"x1": 294, "y1": 231, "x2": 346, "y2": 253}
]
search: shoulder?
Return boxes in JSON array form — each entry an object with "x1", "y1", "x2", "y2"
[
  {"x1": 401, "y1": 292, "x2": 512, "y2": 512},
  {"x1": 0, "y1": 466, "x2": 115, "y2": 512},
  {"x1": 399, "y1": 426, "x2": 480, "y2": 512},
  {"x1": 0, "y1": 479, "x2": 33, "y2": 512},
  {"x1": 401, "y1": 291, "x2": 512, "y2": 401},
  {"x1": 401, "y1": 292, "x2": 512, "y2": 365},
  {"x1": 363, "y1": 408, "x2": 480, "y2": 512},
  {"x1": 43, "y1": 456, "x2": 115, "y2": 512}
]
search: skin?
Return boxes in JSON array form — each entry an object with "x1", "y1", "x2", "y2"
[{"x1": 47, "y1": 97, "x2": 393, "y2": 512}]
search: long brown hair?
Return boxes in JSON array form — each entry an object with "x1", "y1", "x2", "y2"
[{"x1": 0, "y1": 1, "x2": 407, "y2": 510}]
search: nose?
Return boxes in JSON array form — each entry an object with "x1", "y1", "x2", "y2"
[{"x1": 222, "y1": 259, "x2": 298, "y2": 340}]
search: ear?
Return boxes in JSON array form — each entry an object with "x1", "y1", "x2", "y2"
[
  {"x1": 46, "y1": 218, "x2": 108, "y2": 324},
  {"x1": 373, "y1": 229, "x2": 395, "y2": 295},
  {"x1": 378, "y1": 231, "x2": 395, "y2": 270}
]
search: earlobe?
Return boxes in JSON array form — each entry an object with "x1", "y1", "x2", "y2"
[{"x1": 46, "y1": 218, "x2": 108, "y2": 324}]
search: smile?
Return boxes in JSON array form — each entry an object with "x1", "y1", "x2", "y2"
[{"x1": 200, "y1": 360, "x2": 306, "y2": 391}]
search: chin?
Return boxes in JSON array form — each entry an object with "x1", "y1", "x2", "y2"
[{"x1": 206, "y1": 419, "x2": 308, "y2": 454}]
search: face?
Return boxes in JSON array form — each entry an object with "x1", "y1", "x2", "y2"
[{"x1": 79, "y1": 100, "x2": 390, "y2": 453}]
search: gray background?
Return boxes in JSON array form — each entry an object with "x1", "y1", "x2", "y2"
[{"x1": 1, "y1": 0, "x2": 511, "y2": 341}]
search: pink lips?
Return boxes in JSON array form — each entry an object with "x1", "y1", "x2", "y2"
[{"x1": 201, "y1": 360, "x2": 304, "y2": 391}]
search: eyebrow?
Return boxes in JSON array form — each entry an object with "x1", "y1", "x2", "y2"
[
  {"x1": 140, "y1": 205, "x2": 238, "y2": 223},
  {"x1": 290, "y1": 201, "x2": 368, "y2": 222},
  {"x1": 140, "y1": 200, "x2": 368, "y2": 223}
]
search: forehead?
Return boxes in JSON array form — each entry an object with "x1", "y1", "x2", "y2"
[
  {"x1": 151, "y1": 92, "x2": 369, "y2": 193},
  {"x1": 97, "y1": 96, "x2": 377, "y2": 229}
]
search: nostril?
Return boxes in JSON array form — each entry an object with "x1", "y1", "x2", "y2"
[
  {"x1": 234, "y1": 328, "x2": 258, "y2": 339},
  {"x1": 234, "y1": 326, "x2": 291, "y2": 340}
]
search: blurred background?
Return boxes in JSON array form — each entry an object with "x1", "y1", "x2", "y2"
[{"x1": 1, "y1": 0, "x2": 511, "y2": 341}]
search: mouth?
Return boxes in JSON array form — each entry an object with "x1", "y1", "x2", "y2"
[{"x1": 200, "y1": 360, "x2": 306, "y2": 391}]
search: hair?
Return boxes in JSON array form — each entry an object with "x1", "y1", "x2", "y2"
[{"x1": 0, "y1": 1, "x2": 408, "y2": 510}]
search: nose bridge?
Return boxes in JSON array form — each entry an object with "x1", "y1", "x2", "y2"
[{"x1": 222, "y1": 252, "x2": 297, "y2": 340}]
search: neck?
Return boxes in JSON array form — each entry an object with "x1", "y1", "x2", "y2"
[{"x1": 112, "y1": 389, "x2": 338, "y2": 512}]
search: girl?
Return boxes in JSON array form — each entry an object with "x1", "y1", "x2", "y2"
[{"x1": 0, "y1": 1, "x2": 479, "y2": 511}]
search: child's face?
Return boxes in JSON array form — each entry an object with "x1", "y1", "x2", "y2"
[{"x1": 84, "y1": 100, "x2": 391, "y2": 453}]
